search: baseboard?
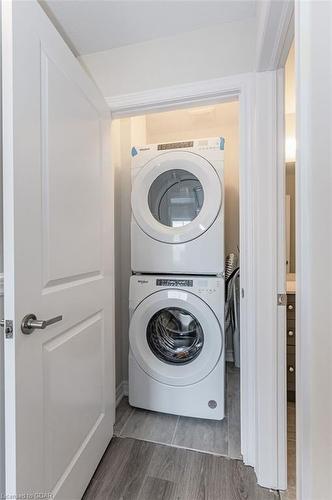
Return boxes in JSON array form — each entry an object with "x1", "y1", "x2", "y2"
[
  {"x1": 226, "y1": 349, "x2": 234, "y2": 362},
  {"x1": 116, "y1": 380, "x2": 129, "y2": 407}
]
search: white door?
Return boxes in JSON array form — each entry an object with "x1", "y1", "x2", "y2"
[
  {"x1": 2, "y1": 1, "x2": 114, "y2": 498},
  {"x1": 131, "y1": 151, "x2": 222, "y2": 243}
]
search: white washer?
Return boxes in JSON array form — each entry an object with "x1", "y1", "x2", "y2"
[
  {"x1": 129, "y1": 275, "x2": 225, "y2": 420},
  {"x1": 131, "y1": 138, "x2": 224, "y2": 275}
]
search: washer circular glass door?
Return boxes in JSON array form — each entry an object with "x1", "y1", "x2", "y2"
[
  {"x1": 129, "y1": 289, "x2": 223, "y2": 386},
  {"x1": 147, "y1": 307, "x2": 204, "y2": 364},
  {"x1": 131, "y1": 151, "x2": 222, "y2": 244}
]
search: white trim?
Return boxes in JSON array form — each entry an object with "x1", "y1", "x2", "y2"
[
  {"x1": 296, "y1": 2, "x2": 332, "y2": 499},
  {"x1": 256, "y1": 0, "x2": 294, "y2": 71},
  {"x1": 116, "y1": 380, "x2": 129, "y2": 407},
  {"x1": 238, "y1": 75, "x2": 256, "y2": 469},
  {"x1": 116, "y1": 382, "x2": 124, "y2": 407},
  {"x1": 254, "y1": 71, "x2": 286, "y2": 489},
  {"x1": 115, "y1": 380, "x2": 128, "y2": 407},
  {"x1": 2, "y1": 1, "x2": 17, "y2": 493},
  {"x1": 106, "y1": 74, "x2": 252, "y2": 117},
  {"x1": 278, "y1": 9, "x2": 294, "y2": 70},
  {"x1": 276, "y1": 68, "x2": 287, "y2": 490},
  {"x1": 108, "y1": 72, "x2": 258, "y2": 477}
]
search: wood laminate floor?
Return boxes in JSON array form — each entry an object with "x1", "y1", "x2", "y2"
[
  {"x1": 280, "y1": 403, "x2": 296, "y2": 500},
  {"x1": 83, "y1": 437, "x2": 279, "y2": 500},
  {"x1": 115, "y1": 364, "x2": 241, "y2": 459},
  {"x1": 83, "y1": 364, "x2": 280, "y2": 499}
]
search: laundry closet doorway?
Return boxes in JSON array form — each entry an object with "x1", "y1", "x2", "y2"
[{"x1": 112, "y1": 99, "x2": 245, "y2": 460}]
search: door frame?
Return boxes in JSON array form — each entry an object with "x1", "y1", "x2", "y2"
[
  {"x1": 255, "y1": 0, "x2": 294, "y2": 491},
  {"x1": 108, "y1": 72, "x2": 259, "y2": 476},
  {"x1": 106, "y1": 3, "x2": 294, "y2": 488},
  {"x1": 295, "y1": 2, "x2": 332, "y2": 499},
  {"x1": 0, "y1": 0, "x2": 300, "y2": 494}
]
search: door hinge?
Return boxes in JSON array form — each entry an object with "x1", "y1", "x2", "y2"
[
  {"x1": 0, "y1": 319, "x2": 14, "y2": 339},
  {"x1": 277, "y1": 293, "x2": 287, "y2": 306}
]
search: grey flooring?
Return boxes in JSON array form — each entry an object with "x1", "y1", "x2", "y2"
[
  {"x1": 116, "y1": 364, "x2": 241, "y2": 459},
  {"x1": 83, "y1": 437, "x2": 279, "y2": 500},
  {"x1": 83, "y1": 364, "x2": 283, "y2": 499},
  {"x1": 280, "y1": 402, "x2": 296, "y2": 500}
]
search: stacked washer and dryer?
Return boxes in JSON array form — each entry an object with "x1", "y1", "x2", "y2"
[{"x1": 129, "y1": 138, "x2": 225, "y2": 420}]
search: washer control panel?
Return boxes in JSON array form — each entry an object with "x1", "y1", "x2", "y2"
[
  {"x1": 196, "y1": 278, "x2": 222, "y2": 294},
  {"x1": 156, "y1": 279, "x2": 193, "y2": 287}
]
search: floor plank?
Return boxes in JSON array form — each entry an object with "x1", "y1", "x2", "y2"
[
  {"x1": 280, "y1": 403, "x2": 296, "y2": 500},
  {"x1": 106, "y1": 439, "x2": 155, "y2": 500},
  {"x1": 114, "y1": 397, "x2": 135, "y2": 436},
  {"x1": 82, "y1": 437, "x2": 135, "y2": 499},
  {"x1": 227, "y1": 366, "x2": 242, "y2": 459},
  {"x1": 229, "y1": 459, "x2": 278, "y2": 500},
  {"x1": 120, "y1": 407, "x2": 178, "y2": 444},
  {"x1": 138, "y1": 476, "x2": 176, "y2": 500},
  {"x1": 83, "y1": 438, "x2": 155, "y2": 500},
  {"x1": 147, "y1": 442, "x2": 189, "y2": 482},
  {"x1": 172, "y1": 415, "x2": 228, "y2": 456}
]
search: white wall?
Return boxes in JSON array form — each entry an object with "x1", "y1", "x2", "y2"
[
  {"x1": 111, "y1": 119, "x2": 123, "y2": 390},
  {"x1": 112, "y1": 102, "x2": 239, "y2": 387},
  {"x1": 285, "y1": 42, "x2": 296, "y2": 273},
  {"x1": 112, "y1": 116, "x2": 146, "y2": 388},
  {"x1": 80, "y1": 19, "x2": 256, "y2": 98},
  {"x1": 285, "y1": 42, "x2": 295, "y2": 164}
]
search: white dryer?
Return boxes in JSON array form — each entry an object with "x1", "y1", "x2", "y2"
[
  {"x1": 131, "y1": 138, "x2": 224, "y2": 275},
  {"x1": 129, "y1": 275, "x2": 225, "y2": 420}
]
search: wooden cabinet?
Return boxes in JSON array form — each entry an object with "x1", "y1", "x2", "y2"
[{"x1": 287, "y1": 293, "x2": 296, "y2": 401}]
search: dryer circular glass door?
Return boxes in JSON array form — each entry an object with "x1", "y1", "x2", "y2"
[
  {"x1": 131, "y1": 151, "x2": 222, "y2": 244},
  {"x1": 129, "y1": 289, "x2": 223, "y2": 386}
]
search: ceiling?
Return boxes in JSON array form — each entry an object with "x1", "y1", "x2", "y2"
[{"x1": 41, "y1": 0, "x2": 256, "y2": 56}]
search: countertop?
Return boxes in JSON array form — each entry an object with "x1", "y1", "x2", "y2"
[{"x1": 286, "y1": 273, "x2": 296, "y2": 294}]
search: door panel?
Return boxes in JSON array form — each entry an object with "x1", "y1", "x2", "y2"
[
  {"x1": 43, "y1": 313, "x2": 104, "y2": 491},
  {"x1": 42, "y1": 51, "x2": 103, "y2": 286},
  {"x1": 2, "y1": 1, "x2": 114, "y2": 497}
]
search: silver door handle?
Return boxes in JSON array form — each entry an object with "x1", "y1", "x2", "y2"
[{"x1": 21, "y1": 313, "x2": 63, "y2": 334}]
